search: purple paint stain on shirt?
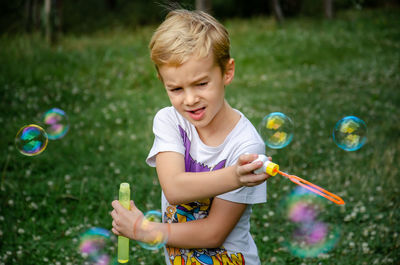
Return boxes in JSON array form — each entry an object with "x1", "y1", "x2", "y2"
[{"x1": 178, "y1": 125, "x2": 226, "y2": 172}]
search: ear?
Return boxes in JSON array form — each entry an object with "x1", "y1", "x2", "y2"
[{"x1": 223, "y1": 58, "x2": 235, "y2": 85}]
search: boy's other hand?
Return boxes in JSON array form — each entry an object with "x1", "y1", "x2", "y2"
[
  {"x1": 235, "y1": 153, "x2": 272, "y2": 187},
  {"x1": 110, "y1": 200, "x2": 143, "y2": 240}
]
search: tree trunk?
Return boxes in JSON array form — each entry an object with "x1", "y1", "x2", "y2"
[
  {"x1": 25, "y1": 0, "x2": 33, "y2": 32},
  {"x1": 271, "y1": 0, "x2": 284, "y2": 23},
  {"x1": 44, "y1": 0, "x2": 52, "y2": 43},
  {"x1": 196, "y1": 0, "x2": 212, "y2": 13},
  {"x1": 324, "y1": 0, "x2": 334, "y2": 19}
]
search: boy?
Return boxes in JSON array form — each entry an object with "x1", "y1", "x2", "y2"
[{"x1": 111, "y1": 9, "x2": 271, "y2": 265}]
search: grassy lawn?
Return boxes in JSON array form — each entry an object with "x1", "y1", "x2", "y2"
[{"x1": 0, "y1": 7, "x2": 399, "y2": 265}]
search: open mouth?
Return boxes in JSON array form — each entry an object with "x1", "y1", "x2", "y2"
[
  {"x1": 189, "y1": 107, "x2": 206, "y2": 114},
  {"x1": 187, "y1": 107, "x2": 206, "y2": 121}
]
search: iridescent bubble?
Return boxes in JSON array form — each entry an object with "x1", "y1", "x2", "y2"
[
  {"x1": 281, "y1": 187, "x2": 341, "y2": 258},
  {"x1": 15, "y1": 124, "x2": 48, "y2": 156},
  {"x1": 136, "y1": 210, "x2": 169, "y2": 250},
  {"x1": 79, "y1": 227, "x2": 117, "y2": 265},
  {"x1": 333, "y1": 116, "x2": 367, "y2": 151},
  {"x1": 259, "y1": 112, "x2": 294, "y2": 149},
  {"x1": 43, "y1": 108, "x2": 69, "y2": 140}
]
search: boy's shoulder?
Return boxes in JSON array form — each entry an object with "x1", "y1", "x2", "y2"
[
  {"x1": 228, "y1": 109, "x2": 264, "y2": 147},
  {"x1": 153, "y1": 106, "x2": 190, "y2": 129}
]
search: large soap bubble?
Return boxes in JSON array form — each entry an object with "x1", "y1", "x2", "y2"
[
  {"x1": 259, "y1": 112, "x2": 294, "y2": 149},
  {"x1": 15, "y1": 124, "x2": 48, "y2": 156},
  {"x1": 79, "y1": 227, "x2": 117, "y2": 265},
  {"x1": 333, "y1": 116, "x2": 367, "y2": 151},
  {"x1": 281, "y1": 187, "x2": 341, "y2": 258},
  {"x1": 136, "y1": 210, "x2": 169, "y2": 250},
  {"x1": 42, "y1": 108, "x2": 69, "y2": 140}
]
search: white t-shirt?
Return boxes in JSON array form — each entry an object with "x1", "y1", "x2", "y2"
[{"x1": 146, "y1": 106, "x2": 267, "y2": 265}]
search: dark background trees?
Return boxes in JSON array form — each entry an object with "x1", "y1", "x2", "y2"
[{"x1": 0, "y1": 0, "x2": 398, "y2": 36}]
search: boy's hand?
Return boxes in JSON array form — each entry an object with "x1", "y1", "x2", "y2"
[
  {"x1": 111, "y1": 200, "x2": 143, "y2": 240},
  {"x1": 235, "y1": 153, "x2": 272, "y2": 187}
]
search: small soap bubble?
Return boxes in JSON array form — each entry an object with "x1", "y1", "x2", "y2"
[
  {"x1": 333, "y1": 116, "x2": 367, "y2": 151},
  {"x1": 136, "y1": 210, "x2": 169, "y2": 250},
  {"x1": 79, "y1": 227, "x2": 117, "y2": 265},
  {"x1": 43, "y1": 108, "x2": 69, "y2": 140},
  {"x1": 281, "y1": 187, "x2": 341, "y2": 258},
  {"x1": 15, "y1": 124, "x2": 48, "y2": 156},
  {"x1": 259, "y1": 112, "x2": 294, "y2": 149}
]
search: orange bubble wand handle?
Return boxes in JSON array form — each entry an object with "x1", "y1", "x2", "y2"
[{"x1": 277, "y1": 170, "x2": 345, "y2": 205}]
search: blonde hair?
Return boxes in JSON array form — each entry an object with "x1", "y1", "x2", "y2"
[{"x1": 149, "y1": 9, "x2": 231, "y2": 73}]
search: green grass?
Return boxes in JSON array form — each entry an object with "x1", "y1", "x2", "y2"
[{"x1": 1, "y1": 7, "x2": 399, "y2": 265}]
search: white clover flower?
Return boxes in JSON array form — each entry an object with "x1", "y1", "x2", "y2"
[
  {"x1": 349, "y1": 242, "x2": 355, "y2": 248},
  {"x1": 29, "y1": 202, "x2": 38, "y2": 210},
  {"x1": 344, "y1": 215, "x2": 352, "y2": 222},
  {"x1": 262, "y1": 236, "x2": 269, "y2": 242},
  {"x1": 262, "y1": 214, "x2": 268, "y2": 219},
  {"x1": 17, "y1": 228, "x2": 25, "y2": 234},
  {"x1": 268, "y1": 211, "x2": 274, "y2": 216}
]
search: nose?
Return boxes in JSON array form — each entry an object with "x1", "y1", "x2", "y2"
[{"x1": 183, "y1": 89, "x2": 199, "y2": 106}]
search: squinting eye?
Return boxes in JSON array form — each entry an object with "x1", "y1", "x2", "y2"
[
  {"x1": 170, "y1": 87, "x2": 182, "y2": 92},
  {"x1": 197, "y1": 82, "x2": 208, "y2": 87}
]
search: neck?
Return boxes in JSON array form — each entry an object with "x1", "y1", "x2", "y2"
[{"x1": 197, "y1": 101, "x2": 241, "y2": 146}]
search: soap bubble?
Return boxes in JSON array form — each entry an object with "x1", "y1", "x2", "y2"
[
  {"x1": 42, "y1": 108, "x2": 69, "y2": 140},
  {"x1": 259, "y1": 112, "x2": 294, "y2": 149},
  {"x1": 79, "y1": 227, "x2": 117, "y2": 265},
  {"x1": 281, "y1": 187, "x2": 341, "y2": 258},
  {"x1": 136, "y1": 210, "x2": 169, "y2": 250},
  {"x1": 15, "y1": 124, "x2": 48, "y2": 156},
  {"x1": 333, "y1": 116, "x2": 367, "y2": 151}
]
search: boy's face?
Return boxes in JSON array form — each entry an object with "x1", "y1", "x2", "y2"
[{"x1": 158, "y1": 53, "x2": 235, "y2": 130}]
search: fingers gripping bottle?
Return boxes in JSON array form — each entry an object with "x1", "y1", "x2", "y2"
[
  {"x1": 118, "y1": 183, "x2": 130, "y2": 263},
  {"x1": 253, "y1": 154, "x2": 279, "y2": 176}
]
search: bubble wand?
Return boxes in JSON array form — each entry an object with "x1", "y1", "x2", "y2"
[
  {"x1": 118, "y1": 183, "x2": 130, "y2": 263},
  {"x1": 254, "y1": 155, "x2": 345, "y2": 205}
]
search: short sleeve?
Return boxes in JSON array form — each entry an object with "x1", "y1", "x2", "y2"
[
  {"x1": 216, "y1": 142, "x2": 267, "y2": 204},
  {"x1": 146, "y1": 108, "x2": 185, "y2": 167}
]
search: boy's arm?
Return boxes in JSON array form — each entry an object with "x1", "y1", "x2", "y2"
[
  {"x1": 156, "y1": 151, "x2": 268, "y2": 205},
  {"x1": 166, "y1": 197, "x2": 247, "y2": 248},
  {"x1": 111, "y1": 198, "x2": 247, "y2": 249}
]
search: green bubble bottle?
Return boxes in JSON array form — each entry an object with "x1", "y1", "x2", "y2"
[{"x1": 118, "y1": 183, "x2": 130, "y2": 263}]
